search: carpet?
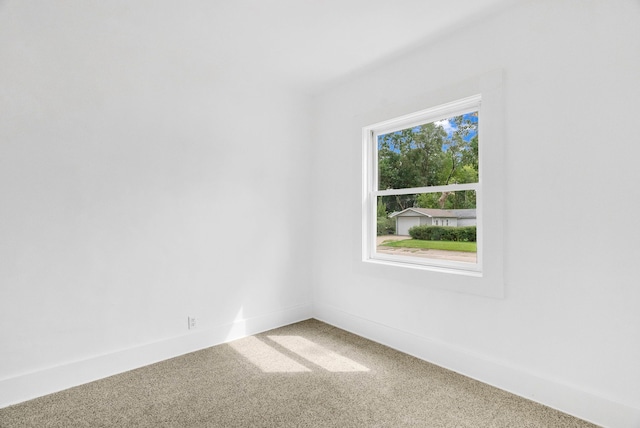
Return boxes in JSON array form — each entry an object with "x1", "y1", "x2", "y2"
[{"x1": 0, "y1": 319, "x2": 598, "y2": 427}]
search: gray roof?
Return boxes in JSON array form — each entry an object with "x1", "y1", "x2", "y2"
[
  {"x1": 390, "y1": 207, "x2": 477, "y2": 219},
  {"x1": 389, "y1": 208, "x2": 457, "y2": 218}
]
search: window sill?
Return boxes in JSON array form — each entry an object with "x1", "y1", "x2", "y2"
[{"x1": 364, "y1": 256, "x2": 483, "y2": 278}]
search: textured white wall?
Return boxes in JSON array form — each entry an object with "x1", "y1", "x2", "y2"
[
  {"x1": 311, "y1": 1, "x2": 640, "y2": 425},
  {"x1": 0, "y1": 1, "x2": 312, "y2": 398}
]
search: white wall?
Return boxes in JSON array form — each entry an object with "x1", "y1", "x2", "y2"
[
  {"x1": 0, "y1": 2, "x2": 312, "y2": 405},
  {"x1": 311, "y1": 1, "x2": 640, "y2": 427},
  {"x1": 2, "y1": 1, "x2": 639, "y2": 426}
]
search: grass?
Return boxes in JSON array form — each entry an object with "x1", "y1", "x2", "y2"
[{"x1": 381, "y1": 239, "x2": 477, "y2": 252}]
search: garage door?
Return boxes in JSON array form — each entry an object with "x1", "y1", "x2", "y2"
[{"x1": 397, "y1": 217, "x2": 420, "y2": 236}]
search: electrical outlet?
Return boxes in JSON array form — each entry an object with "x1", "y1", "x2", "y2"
[{"x1": 188, "y1": 317, "x2": 197, "y2": 330}]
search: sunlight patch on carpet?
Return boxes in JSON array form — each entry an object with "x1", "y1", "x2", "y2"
[
  {"x1": 268, "y1": 336, "x2": 369, "y2": 372},
  {"x1": 229, "y1": 336, "x2": 311, "y2": 372}
]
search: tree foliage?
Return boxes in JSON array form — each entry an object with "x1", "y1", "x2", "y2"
[
  {"x1": 378, "y1": 113, "x2": 478, "y2": 213},
  {"x1": 376, "y1": 200, "x2": 395, "y2": 235}
]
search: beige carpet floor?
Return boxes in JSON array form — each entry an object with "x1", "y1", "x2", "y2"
[{"x1": 0, "y1": 319, "x2": 598, "y2": 427}]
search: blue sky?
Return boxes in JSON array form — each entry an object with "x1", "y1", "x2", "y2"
[
  {"x1": 378, "y1": 112, "x2": 478, "y2": 152},
  {"x1": 435, "y1": 112, "x2": 478, "y2": 142}
]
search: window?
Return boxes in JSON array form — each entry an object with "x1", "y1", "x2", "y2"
[{"x1": 363, "y1": 95, "x2": 482, "y2": 275}]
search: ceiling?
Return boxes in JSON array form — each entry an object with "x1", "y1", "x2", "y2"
[
  {"x1": 3, "y1": 0, "x2": 517, "y2": 92},
  {"x1": 157, "y1": 0, "x2": 516, "y2": 91}
]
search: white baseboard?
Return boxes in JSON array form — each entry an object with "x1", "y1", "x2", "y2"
[
  {"x1": 314, "y1": 302, "x2": 640, "y2": 428},
  {"x1": 0, "y1": 304, "x2": 312, "y2": 409}
]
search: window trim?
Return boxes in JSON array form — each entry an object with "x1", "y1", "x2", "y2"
[{"x1": 362, "y1": 95, "x2": 482, "y2": 276}]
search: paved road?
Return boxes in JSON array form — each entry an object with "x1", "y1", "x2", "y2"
[{"x1": 376, "y1": 235, "x2": 477, "y2": 263}]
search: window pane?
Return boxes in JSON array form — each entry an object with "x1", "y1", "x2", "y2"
[
  {"x1": 377, "y1": 112, "x2": 478, "y2": 191},
  {"x1": 376, "y1": 191, "x2": 477, "y2": 264}
]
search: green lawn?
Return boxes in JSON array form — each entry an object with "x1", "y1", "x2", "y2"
[{"x1": 381, "y1": 239, "x2": 477, "y2": 252}]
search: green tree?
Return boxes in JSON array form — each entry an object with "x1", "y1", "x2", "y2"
[
  {"x1": 378, "y1": 124, "x2": 448, "y2": 212},
  {"x1": 415, "y1": 193, "x2": 440, "y2": 209},
  {"x1": 376, "y1": 200, "x2": 395, "y2": 235},
  {"x1": 377, "y1": 113, "x2": 478, "y2": 212}
]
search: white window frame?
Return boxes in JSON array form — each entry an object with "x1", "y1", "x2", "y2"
[{"x1": 362, "y1": 95, "x2": 482, "y2": 276}]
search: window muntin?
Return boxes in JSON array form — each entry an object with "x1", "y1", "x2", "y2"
[{"x1": 364, "y1": 95, "x2": 482, "y2": 274}]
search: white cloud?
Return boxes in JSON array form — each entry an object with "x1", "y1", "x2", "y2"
[{"x1": 434, "y1": 119, "x2": 456, "y2": 136}]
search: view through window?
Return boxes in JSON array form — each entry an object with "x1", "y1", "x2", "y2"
[{"x1": 364, "y1": 95, "x2": 481, "y2": 273}]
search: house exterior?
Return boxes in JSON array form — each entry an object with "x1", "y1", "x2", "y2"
[
  {"x1": 448, "y1": 209, "x2": 478, "y2": 227},
  {"x1": 389, "y1": 207, "x2": 477, "y2": 236}
]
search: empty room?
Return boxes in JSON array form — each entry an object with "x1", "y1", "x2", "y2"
[{"x1": 1, "y1": 1, "x2": 639, "y2": 427}]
